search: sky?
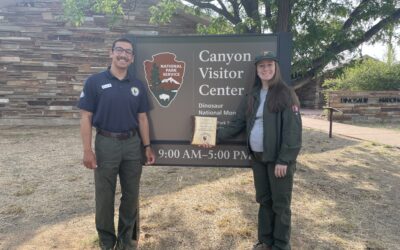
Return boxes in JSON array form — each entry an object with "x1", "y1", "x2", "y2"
[{"x1": 361, "y1": 42, "x2": 399, "y2": 62}]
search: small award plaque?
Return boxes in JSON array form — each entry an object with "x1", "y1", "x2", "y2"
[{"x1": 191, "y1": 116, "x2": 217, "y2": 146}]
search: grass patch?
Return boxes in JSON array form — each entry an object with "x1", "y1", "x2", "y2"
[
  {"x1": 193, "y1": 203, "x2": 218, "y2": 214},
  {"x1": 1, "y1": 205, "x2": 25, "y2": 215},
  {"x1": 77, "y1": 235, "x2": 99, "y2": 249},
  {"x1": 14, "y1": 183, "x2": 38, "y2": 196},
  {"x1": 1, "y1": 126, "x2": 399, "y2": 249}
]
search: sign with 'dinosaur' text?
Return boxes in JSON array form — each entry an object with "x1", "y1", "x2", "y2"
[{"x1": 130, "y1": 34, "x2": 292, "y2": 167}]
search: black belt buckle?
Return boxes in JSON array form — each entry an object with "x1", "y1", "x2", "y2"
[
  {"x1": 116, "y1": 131, "x2": 134, "y2": 140},
  {"x1": 115, "y1": 133, "x2": 129, "y2": 140}
]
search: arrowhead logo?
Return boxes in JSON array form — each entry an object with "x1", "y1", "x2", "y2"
[{"x1": 143, "y1": 52, "x2": 186, "y2": 108}]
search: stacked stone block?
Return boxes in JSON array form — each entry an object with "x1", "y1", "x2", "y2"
[
  {"x1": 326, "y1": 91, "x2": 400, "y2": 123},
  {"x1": 0, "y1": 0, "x2": 198, "y2": 125}
]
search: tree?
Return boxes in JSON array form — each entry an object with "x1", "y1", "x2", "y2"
[
  {"x1": 61, "y1": 0, "x2": 135, "y2": 26},
  {"x1": 62, "y1": 0, "x2": 400, "y2": 89},
  {"x1": 384, "y1": 24, "x2": 396, "y2": 65},
  {"x1": 323, "y1": 59, "x2": 400, "y2": 91}
]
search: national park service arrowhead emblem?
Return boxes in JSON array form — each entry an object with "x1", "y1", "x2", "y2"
[{"x1": 143, "y1": 52, "x2": 186, "y2": 108}]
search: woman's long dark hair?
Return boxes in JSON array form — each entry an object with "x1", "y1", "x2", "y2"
[{"x1": 248, "y1": 61, "x2": 300, "y2": 114}]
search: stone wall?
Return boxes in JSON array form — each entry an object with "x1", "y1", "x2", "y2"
[
  {"x1": 326, "y1": 91, "x2": 400, "y2": 123},
  {"x1": 0, "y1": 0, "x2": 199, "y2": 125},
  {"x1": 295, "y1": 78, "x2": 324, "y2": 109}
]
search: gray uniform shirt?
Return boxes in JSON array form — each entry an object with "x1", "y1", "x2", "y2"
[{"x1": 250, "y1": 88, "x2": 268, "y2": 152}]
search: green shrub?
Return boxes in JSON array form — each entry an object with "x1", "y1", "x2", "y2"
[{"x1": 323, "y1": 59, "x2": 400, "y2": 91}]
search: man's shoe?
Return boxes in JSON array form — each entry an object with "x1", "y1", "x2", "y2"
[{"x1": 252, "y1": 241, "x2": 272, "y2": 250}]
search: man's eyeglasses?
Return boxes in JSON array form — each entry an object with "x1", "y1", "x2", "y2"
[{"x1": 113, "y1": 47, "x2": 134, "y2": 56}]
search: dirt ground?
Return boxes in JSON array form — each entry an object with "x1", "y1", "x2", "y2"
[{"x1": 0, "y1": 125, "x2": 399, "y2": 250}]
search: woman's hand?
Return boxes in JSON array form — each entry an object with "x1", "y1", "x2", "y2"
[
  {"x1": 275, "y1": 164, "x2": 287, "y2": 178},
  {"x1": 197, "y1": 143, "x2": 215, "y2": 148}
]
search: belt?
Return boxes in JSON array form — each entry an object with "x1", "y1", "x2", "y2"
[{"x1": 97, "y1": 128, "x2": 136, "y2": 140}]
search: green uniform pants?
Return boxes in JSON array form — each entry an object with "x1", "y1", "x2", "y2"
[
  {"x1": 252, "y1": 153, "x2": 295, "y2": 250},
  {"x1": 94, "y1": 133, "x2": 142, "y2": 250}
]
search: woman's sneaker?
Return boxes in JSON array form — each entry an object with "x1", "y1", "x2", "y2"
[{"x1": 252, "y1": 241, "x2": 272, "y2": 250}]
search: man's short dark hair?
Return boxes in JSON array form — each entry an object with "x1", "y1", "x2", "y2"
[{"x1": 112, "y1": 38, "x2": 134, "y2": 50}]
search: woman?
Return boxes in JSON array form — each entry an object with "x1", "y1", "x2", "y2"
[{"x1": 216, "y1": 51, "x2": 302, "y2": 250}]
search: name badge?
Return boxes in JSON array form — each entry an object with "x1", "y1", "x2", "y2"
[{"x1": 101, "y1": 83, "x2": 112, "y2": 89}]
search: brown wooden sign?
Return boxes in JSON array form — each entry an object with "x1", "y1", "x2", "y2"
[{"x1": 130, "y1": 34, "x2": 292, "y2": 167}]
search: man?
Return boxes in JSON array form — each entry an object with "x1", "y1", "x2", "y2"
[{"x1": 78, "y1": 38, "x2": 155, "y2": 250}]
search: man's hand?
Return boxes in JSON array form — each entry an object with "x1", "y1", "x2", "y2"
[
  {"x1": 145, "y1": 147, "x2": 156, "y2": 165},
  {"x1": 275, "y1": 164, "x2": 287, "y2": 178},
  {"x1": 80, "y1": 110, "x2": 96, "y2": 169},
  {"x1": 83, "y1": 150, "x2": 97, "y2": 169}
]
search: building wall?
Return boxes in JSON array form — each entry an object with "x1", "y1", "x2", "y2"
[{"x1": 0, "y1": 0, "x2": 198, "y2": 125}]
